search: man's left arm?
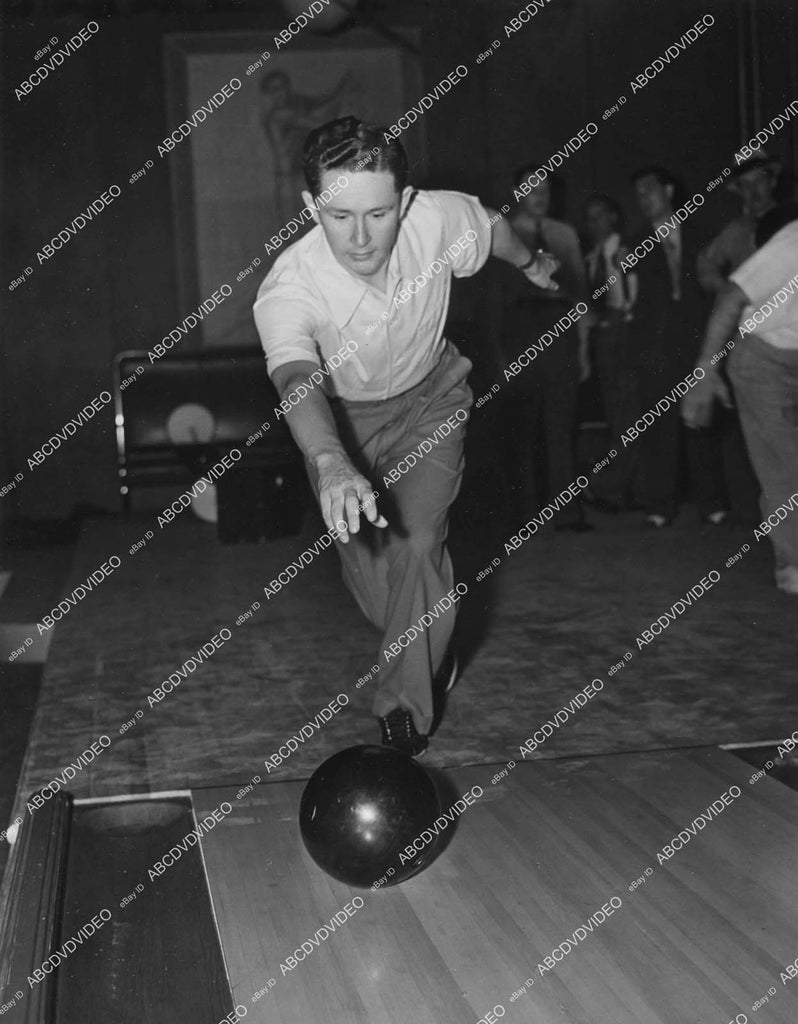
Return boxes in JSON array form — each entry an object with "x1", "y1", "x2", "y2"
[
  {"x1": 681, "y1": 280, "x2": 748, "y2": 428},
  {"x1": 485, "y1": 207, "x2": 559, "y2": 291}
]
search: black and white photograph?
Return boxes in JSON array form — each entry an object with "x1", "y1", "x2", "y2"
[{"x1": 1, "y1": 1, "x2": 797, "y2": 1021}]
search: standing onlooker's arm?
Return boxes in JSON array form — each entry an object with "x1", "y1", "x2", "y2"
[{"x1": 680, "y1": 281, "x2": 747, "y2": 428}]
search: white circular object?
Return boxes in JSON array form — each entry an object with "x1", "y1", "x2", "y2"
[
  {"x1": 190, "y1": 482, "x2": 218, "y2": 523},
  {"x1": 166, "y1": 403, "x2": 216, "y2": 445}
]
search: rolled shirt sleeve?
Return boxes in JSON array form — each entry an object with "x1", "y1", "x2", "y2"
[
  {"x1": 253, "y1": 277, "x2": 322, "y2": 375},
  {"x1": 429, "y1": 190, "x2": 493, "y2": 277},
  {"x1": 729, "y1": 221, "x2": 798, "y2": 349},
  {"x1": 729, "y1": 221, "x2": 798, "y2": 305}
]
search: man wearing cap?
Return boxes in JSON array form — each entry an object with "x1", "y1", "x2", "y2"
[
  {"x1": 697, "y1": 151, "x2": 780, "y2": 292},
  {"x1": 683, "y1": 203, "x2": 798, "y2": 595},
  {"x1": 253, "y1": 116, "x2": 559, "y2": 756}
]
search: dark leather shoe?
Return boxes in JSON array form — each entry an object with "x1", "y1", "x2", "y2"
[{"x1": 379, "y1": 709, "x2": 428, "y2": 757}]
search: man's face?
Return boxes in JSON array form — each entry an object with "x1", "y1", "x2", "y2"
[
  {"x1": 635, "y1": 174, "x2": 673, "y2": 223},
  {"x1": 585, "y1": 202, "x2": 617, "y2": 244},
  {"x1": 519, "y1": 177, "x2": 551, "y2": 219},
  {"x1": 734, "y1": 167, "x2": 776, "y2": 218},
  {"x1": 306, "y1": 169, "x2": 402, "y2": 284}
]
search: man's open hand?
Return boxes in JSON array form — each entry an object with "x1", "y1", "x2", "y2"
[
  {"x1": 681, "y1": 367, "x2": 733, "y2": 429},
  {"x1": 522, "y1": 251, "x2": 560, "y2": 291},
  {"x1": 314, "y1": 452, "x2": 388, "y2": 543}
]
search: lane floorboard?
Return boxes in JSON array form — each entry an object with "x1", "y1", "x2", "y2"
[{"x1": 193, "y1": 747, "x2": 798, "y2": 1024}]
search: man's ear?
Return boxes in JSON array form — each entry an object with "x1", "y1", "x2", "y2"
[
  {"x1": 302, "y1": 189, "x2": 321, "y2": 224},
  {"x1": 665, "y1": 183, "x2": 675, "y2": 203}
]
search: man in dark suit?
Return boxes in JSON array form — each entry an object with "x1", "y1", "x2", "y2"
[{"x1": 627, "y1": 166, "x2": 728, "y2": 527}]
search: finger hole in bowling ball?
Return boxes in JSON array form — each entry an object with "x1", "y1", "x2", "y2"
[{"x1": 299, "y1": 746, "x2": 460, "y2": 889}]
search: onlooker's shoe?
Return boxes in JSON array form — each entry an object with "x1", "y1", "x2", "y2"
[
  {"x1": 702, "y1": 510, "x2": 729, "y2": 526},
  {"x1": 583, "y1": 489, "x2": 620, "y2": 515},
  {"x1": 434, "y1": 647, "x2": 459, "y2": 694},
  {"x1": 379, "y1": 708, "x2": 428, "y2": 757},
  {"x1": 646, "y1": 514, "x2": 672, "y2": 529},
  {"x1": 593, "y1": 497, "x2": 621, "y2": 516},
  {"x1": 554, "y1": 519, "x2": 596, "y2": 532},
  {"x1": 775, "y1": 565, "x2": 798, "y2": 596}
]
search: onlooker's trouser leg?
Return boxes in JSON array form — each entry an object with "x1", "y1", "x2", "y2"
[
  {"x1": 729, "y1": 336, "x2": 798, "y2": 570},
  {"x1": 635, "y1": 351, "x2": 683, "y2": 519},
  {"x1": 685, "y1": 422, "x2": 728, "y2": 517},
  {"x1": 593, "y1": 315, "x2": 641, "y2": 504},
  {"x1": 539, "y1": 330, "x2": 581, "y2": 523}
]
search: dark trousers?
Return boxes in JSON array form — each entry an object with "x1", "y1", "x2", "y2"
[
  {"x1": 503, "y1": 304, "x2": 581, "y2": 523},
  {"x1": 729, "y1": 335, "x2": 798, "y2": 570},
  {"x1": 634, "y1": 309, "x2": 727, "y2": 518},
  {"x1": 592, "y1": 312, "x2": 640, "y2": 504}
]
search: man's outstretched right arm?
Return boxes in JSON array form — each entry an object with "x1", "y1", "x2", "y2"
[{"x1": 271, "y1": 360, "x2": 388, "y2": 542}]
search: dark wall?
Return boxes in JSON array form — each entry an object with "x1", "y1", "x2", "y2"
[{"x1": 2, "y1": 0, "x2": 795, "y2": 518}]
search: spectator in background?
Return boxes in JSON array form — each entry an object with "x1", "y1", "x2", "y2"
[
  {"x1": 683, "y1": 203, "x2": 798, "y2": 595},
  {"x1": 627, "y1": 166, "x2": 728, "y2": 528},
  {"x1": 500, "y1": 165, "x2": 592, "y2": 531},
  {"x1": 695, "y1": 151, "x2": 780, "y2": 523},
  {"x1": 697, "y1": 150, "x2": 780, "y2": 292},
  {"x1": 582, "y1": 193, "x2": 640, "y2": 514}
]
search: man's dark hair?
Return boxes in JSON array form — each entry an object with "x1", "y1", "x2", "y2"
[
  {"x1": 302, "y1": 116, "x2": 409, "y2": 196},
  {"x1": 755, "y1": 201, "x2": 798, "y2": 247},
  {"x1": 630, "y1": 165, "x2": 685, "y2": 208},
  {"x1": 585, "y1": 192, "x2": 624, "y2": 228},
  {"x1": 630, "y1": 165, "x2": 677, "y2": 190},
  {"x1": 514, "y1": 162, "x2": 556, "y2": 188}
]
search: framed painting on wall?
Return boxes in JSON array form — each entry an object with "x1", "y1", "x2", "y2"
[{"x1": 164, "y1": 28, "x2": 424, "y2": 351}]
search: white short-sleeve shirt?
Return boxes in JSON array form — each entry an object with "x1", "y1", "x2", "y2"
[
  {"x1": 730, "y1": 220, "x2": 798, "y2": 350},
  {"x1": 253, "y1": 188, "x2": 492, "y2": 400}
]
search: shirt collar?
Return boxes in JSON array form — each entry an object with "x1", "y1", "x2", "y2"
[
  {"x1": 307, "y1": 186, "x2": 415, "y2": 329},
  {"x1": 602, "y1": 232, "x2": 621, "y2": 257},
  {"x1": 312, "y1": 230, "x2": 370, "y2": 329}
]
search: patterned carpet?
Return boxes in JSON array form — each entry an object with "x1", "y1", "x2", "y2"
[{"x1": 11, "y1": 493, "x2": 797, "y2": 815}]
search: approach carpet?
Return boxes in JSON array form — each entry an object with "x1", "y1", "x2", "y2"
[{"x1": 11, "y1": 503, "x2": 797, "y2": 812}]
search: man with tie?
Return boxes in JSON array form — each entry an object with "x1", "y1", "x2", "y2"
[
  {"x1": 499, "y1": 165, "x2": 592, "y2": 530},
  {"x1": 627, "y1": 166, "x2": 728, "y2": 528},
  {"x1": 583, "y1": 193, "x2": 639, "y2": 513}
]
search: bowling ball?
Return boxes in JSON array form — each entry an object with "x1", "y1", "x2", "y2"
[{"x1": 299, "y1": 745, "x2": 441, "y2": 888}]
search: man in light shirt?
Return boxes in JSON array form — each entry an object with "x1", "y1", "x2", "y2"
[
  {"x1": 253, "y1": 116, "x2": 558, "y2": 755},
  {"x1": 683, "y1": 205, "x2": 798, "y2": 595}
]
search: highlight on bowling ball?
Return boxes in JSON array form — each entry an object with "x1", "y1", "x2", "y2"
[{"x1": 299, "y1": 745, "x2": 442, "y2": 889}]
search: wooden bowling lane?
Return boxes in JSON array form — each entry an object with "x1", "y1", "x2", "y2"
[{"x1": 194, "y1": 748, "x2": 798, "y2": 1024}]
